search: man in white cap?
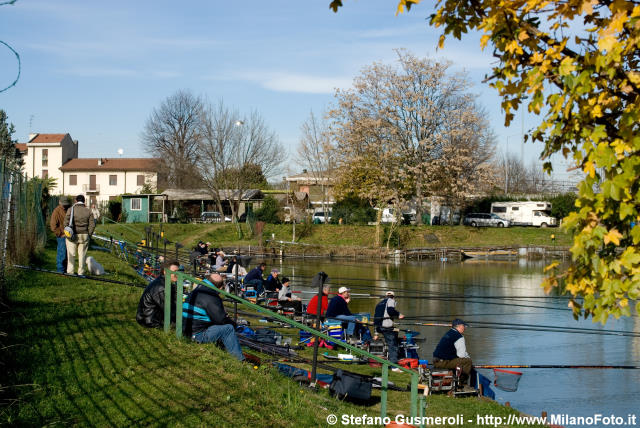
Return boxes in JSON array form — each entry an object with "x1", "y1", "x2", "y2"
[
  {"x1": 326, "y1": 286, "x2": 373, "y2": 343},
  {"x1": 374, "y1": 291, "x2": 405, "y2": 371}
]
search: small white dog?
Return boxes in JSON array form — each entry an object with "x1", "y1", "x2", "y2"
[{"x1": 86, "y1": 256, "x2": 105, "y2": 276}]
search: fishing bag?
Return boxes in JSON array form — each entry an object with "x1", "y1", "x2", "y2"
[
  {"x1": 64, "y1": 204, "x2": 76, "y2": 239},
  {"x1": 329, "y1": 369, "x2": 372, "y2": 402},
  {"x1": 254, "y1": 328, "x2": 282, "y2": 345}
]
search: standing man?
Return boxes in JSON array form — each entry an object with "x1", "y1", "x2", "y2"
[
  {"x1": 136, "y1": 260, "x2": 180, "y2": 328},
  {"x1": 432, "y1": 319, "x2": 473, "y2": 385},
  {"x1": 326, "y1": 286, "x2": 373, "y2": 343},
  {"x1": 90, "y1": 203, "x2": 101, "y2": 227},
  {"x1": 50, "y1": 196, "x2": 70, "y2": 273},
  {"x1": 183, "y1": 273, "x2": 245, "y2": 361},
  {"x1": 64, "y1": 195, "x2": 95, "y2": 275},
  {"x1": 374, "y1": 291, "x2": 405, "y2": 371}
]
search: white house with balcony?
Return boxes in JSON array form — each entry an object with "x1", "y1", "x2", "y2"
[{"x1": 22, "y1": 133, "x2": 159, "y2": 205}]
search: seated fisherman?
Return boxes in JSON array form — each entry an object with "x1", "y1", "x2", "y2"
[
  {"x1": 325, "y1": 286, "x2": 372, "y2": 343},
  {"x1": 432, "y1": 319, "x2": 473, "y2": 385},
  {"x1": 244, "y1": 262, "x2": 266, "y2": 295},
  {"x1": 278, "y1": 276, "x2": 303, "y2": 315},
  {"x1": 183, "y1": 273, "x2": 245, "y2": 361},
  {"x1": 306, "y1": 272, "x2": 330, "y2": 319},
  {"x1": 214, "y1": 249, "x2": 228, "y2": 272},
  {"x1": 264, "y1": 268, "x2": 282, "y2": 293},
  {"x1": 136, "y1": 260, "x2": 181, "y2": 328}
]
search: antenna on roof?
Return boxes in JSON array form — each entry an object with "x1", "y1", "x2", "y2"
[{"x1": 117, "y1": 148, "x2": 124, "y2": 157}]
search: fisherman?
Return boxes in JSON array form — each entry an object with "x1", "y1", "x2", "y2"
[
  {"x1": 136, "y1": 260, "x2": 180, "y2": 328},
  {"x1": 432, "y1": 319, "x2": 473, "y2": 385},
  {"x1": 50, "y1": 196, "x2": 71, "y2": 273},
  {"x1": 244, "y1": 262, "x2": 266, "y2": 295},
  {"x1": 278, "y1": 276, "x2": 303, "y2": 316},
  {"x1": 214, "y1": 249, "x2": 227, "y2": 272},
  {"x1": 374, "y1": 290, "x2": 405, "y2": 371},
  {"x1": 264, "y1": 268, "x2": 282, "y2": 293},
  {"x1": 182, "y1": 273, "x2": 245, "y2": 361},
  {"x1": 326, "y1": 286, "x2": 373, "y2": 344},
  {"x1": 306, "y1": 272, "x2": 330, "y2": 319}
]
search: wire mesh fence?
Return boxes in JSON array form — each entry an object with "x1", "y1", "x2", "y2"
[{"x1": 0, "y1": 159, "x2": 47, "y2": 300}]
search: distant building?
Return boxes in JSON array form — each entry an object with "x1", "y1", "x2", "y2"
[
  {"x1": 285, "y1": 170, "x2": 334, "y2": 210},
  {"x1": 21, "y1": 133, "x2": 159, "y2": 205}
]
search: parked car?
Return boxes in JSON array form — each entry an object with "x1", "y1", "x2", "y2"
[
  {"x1": 200, "y1": 211, "x2": 223, "y2": 223},
  {"x1": 312, "y1": 211, "x2": 332, "y2": 224},
  {"x1": 463, "y1": 213, "x2": 510, "y2": 228}
]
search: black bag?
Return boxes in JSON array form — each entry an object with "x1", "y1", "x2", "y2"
[
  {"x1": 254, "y1": 328, "x2": 282, "y2": 344},
  {"x1": 329, "y1": 369, "x2": 372, "y2": 401}
]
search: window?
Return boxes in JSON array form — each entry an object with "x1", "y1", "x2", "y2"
[
  {"x1": 42, "y1": 149, "x2": 48, "y2": 167},
  {"x1": 131, "y1": 198, "x2": 141, "y2": 211},
  {"x1": 69, "y1": 175, "x2": 77, "y2": 185},
  {"x1": 109, "y1": 175, "x2": 117, "y2": 186},
  {"x1": 492, "y1": 206, "x2": 506, "y2": 213},
  {"x1": 137, "y1": 174, "x2": 145, "y2": 186},
  {"x1": 42, "y1": 169, "x2": 48, "y2": 179},
  {"x1": 512, "y1": 207, "x2": 519, "y2": 211}
]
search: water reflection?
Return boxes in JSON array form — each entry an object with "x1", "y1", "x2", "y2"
[{"x1": 264, "y1": 257, "x2": 639, "y2": 421}]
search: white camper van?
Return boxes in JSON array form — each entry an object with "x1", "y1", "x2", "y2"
[{"x1": 490, "y1": 201, "x2": 557, "y2": 227}]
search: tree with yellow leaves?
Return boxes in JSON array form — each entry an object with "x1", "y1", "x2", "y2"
[{"x1": 331, "y1": 0, "x2": 640, "y2": 323}]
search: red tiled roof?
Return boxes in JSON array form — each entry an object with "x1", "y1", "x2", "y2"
[
  {"x1": 15, "y1": 143, "x2": 27, "y2": 152},
  {"x1": 60, "y1": 158, "x2": 160, "y2": 172},
  {"x1": 29, "y1": 133, "x2": 68, "y2": 143}
]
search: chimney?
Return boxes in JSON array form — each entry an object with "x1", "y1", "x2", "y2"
[
  {"x1": 302, "y1": 169, "x2": 307, "y2": 174},
  {"x1": 28, "y1": 133, "x2": 37, "y2": 142},
  {"x1": 98, "y1": 158, "x2": 103, "y2": 166}
]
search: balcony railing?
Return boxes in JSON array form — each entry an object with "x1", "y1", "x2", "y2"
[{"x1": 82, "y1": 184, "x2": 100, "y2": 193}]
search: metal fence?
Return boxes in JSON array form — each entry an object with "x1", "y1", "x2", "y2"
[{"x1": 0, "y1": 159, "x2": 47, "y2": 300}]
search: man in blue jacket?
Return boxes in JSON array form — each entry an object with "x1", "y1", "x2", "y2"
[
  {"x1": 432, "y1": 319, "x2": 472, "y2": 384},
  {"x1": 243, "y1": 262, "x2": 266, "y2": 295},
  {"x1": 183, "y1": 273, "x2": 245, "y2": 361},
  {"x1": 326, "y1": 286, "x2": 372, "y2": 343}
]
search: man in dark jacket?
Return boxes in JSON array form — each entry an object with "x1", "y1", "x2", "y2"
[
  {"x1": 183, "y1": 273, "x2": 245, "y2": 361},
  {"x1": 64, "y1": 194, "x2": 95, "y2": 275},
  {"x1": 136, "y1": 260, "x2": 180, "y2": 328},
  {"x1": 433, "y1": 319, "x2": 473, "y2": 384},
  {"x1": 264, "y1": 268, "x2": 282, "y2": 293},
  {"x1": 326, "y1": 286, "x2": 372, "y2": 343},
  {"x1": 374, "y1": 291, "x2": 405, "y2": 370},
  {"x1": 50, "y1": 196, "x2": 70, "y2": 273},
  {"x1": 244, "y1": 262, "x2": 266, "y2": 295}
]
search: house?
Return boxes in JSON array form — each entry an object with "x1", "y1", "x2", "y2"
[
  {"x1": 285, "y1": 170, "x2": 334, "y2": 211},
  {"x1": 21, "y1": 133, "x2": 159, "y2": 205},
  {"x1": 121, "y1": 194, "x2": 168, "y2": 223}
]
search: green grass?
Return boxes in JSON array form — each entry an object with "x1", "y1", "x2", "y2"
[
  {"x1": 1, "y1": 240, "x2": 547, "y2": 427},
  {"x1": 96, "y1": 222, "x2": 572, "y2": 253}
]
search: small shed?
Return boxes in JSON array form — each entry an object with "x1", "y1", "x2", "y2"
[{"x1": 121, "y1": 194, "x2": 168, "y2": 223}]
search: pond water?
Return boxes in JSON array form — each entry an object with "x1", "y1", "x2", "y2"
[{"x1": 261, "y1": 256, "x2": 640, "y2": 425}]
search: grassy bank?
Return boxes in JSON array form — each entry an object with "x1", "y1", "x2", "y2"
[
  {"x1": 1, "y1": 242, "x2": 546, "y2": 427},
  {"x1": 96, "y1": 222, "x2": 572, "y2": 254}
]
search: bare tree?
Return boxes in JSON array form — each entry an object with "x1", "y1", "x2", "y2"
[
  {"x1": 296, "y1": 111, "x2": 335, "y2": 214},
  {"x1": 141, "y1": 90, "x2": 204, "y2": 189},
  {"x1": 199, "y1": 101, "x2": 284, "y2": 221}
]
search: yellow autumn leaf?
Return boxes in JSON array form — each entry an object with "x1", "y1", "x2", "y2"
[
  {"x1": 518, "y1": 30, "x2": 529, "y2": 41},
  {"x1": 584, "y1": 160, "x2": 596, "y2": 178},
  {"x1": 480, "y1": 34, "x2": 490, "y2": 49},
  {"x1": 598, "y1": 35, "x2": 617, "y2": 51},
  {"x1": 604, "y1": 229, "x2": 623, "y2": 246}
]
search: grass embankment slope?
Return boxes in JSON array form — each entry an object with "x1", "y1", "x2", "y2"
[
  {"x1": 1, "y1": 242, "x2": 546, "y2": 427},
  {"x1": 96, "y1": 222, "x2": 572, "y2": 253}
]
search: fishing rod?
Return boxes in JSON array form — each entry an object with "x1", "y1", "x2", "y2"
[
  {"x1": 475, "y1": 364, "x2": 640, "y2": 370},
  {"x1": 401, "y1": 321, "x2": 640, "y2": 338}
]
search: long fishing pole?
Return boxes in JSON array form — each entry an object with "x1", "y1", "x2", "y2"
[
  {"x1": 475, "y1": 364, "x2": 640, "y2": 369},
  {"x1": 401, "y1": 321, "x2": 640, "y2": 338}
]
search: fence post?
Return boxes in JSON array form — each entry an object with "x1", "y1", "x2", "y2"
[
  {"x1": 164, "y1": 273, "x2": 171, "y2": 333},
  {"x1": 175, "y1": 270, "x2": 183, "y2": 338},
  {"x1": 410, "y1": 372, "x2": 419, "y2": 417},
  {"x1": 380, "y1": 363, "x2": 389, "y2": 418}
]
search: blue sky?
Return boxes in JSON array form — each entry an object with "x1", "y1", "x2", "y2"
[{"x1": 0, "y1": 0, "x2": 575, "y2": 179}]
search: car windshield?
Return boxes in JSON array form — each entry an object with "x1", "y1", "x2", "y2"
[{"x1": 491, "y1": 214, "x2": 502, "y2": 219}]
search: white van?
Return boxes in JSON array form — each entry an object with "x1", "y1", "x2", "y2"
[{"x1": 490, "y1": 201, "x2": 557, "y2": 227}]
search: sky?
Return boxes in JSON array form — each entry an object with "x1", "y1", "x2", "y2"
[{"x1": 0, "y1": 0, "x2": 577, "y2": 181}]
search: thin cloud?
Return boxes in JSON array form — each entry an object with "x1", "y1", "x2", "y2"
[{"x1": 205, "y1": 70, "x2": 353, "y2": 94}]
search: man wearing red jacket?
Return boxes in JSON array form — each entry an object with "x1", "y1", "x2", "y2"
[{"x1": 306, "y1": 272, "x2": 330, "y2": 319}]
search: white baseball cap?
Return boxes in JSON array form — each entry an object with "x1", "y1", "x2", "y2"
[
  {"x1": 338, "y1": 286, "x2": 350, "y2": 294},
  {"x1": 386, "y1": 291, "x2": 395, "y2": 297}
]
